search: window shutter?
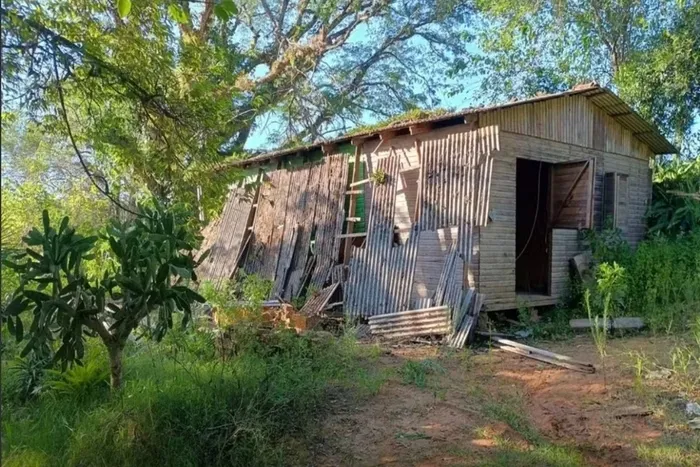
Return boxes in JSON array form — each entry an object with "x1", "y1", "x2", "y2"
[
  {"x1": 550, "y1": 159, "x2": 595, "y2": 229},
  {"x1": 603, "y1": 172, "x2": 628, "y2": 229}
]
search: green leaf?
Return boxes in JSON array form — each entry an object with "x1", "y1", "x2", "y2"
[
  {"x1": 23, "y1": 229, "x2": 44, "y2": 246},
  {"x1": 119, "y1": 277, "x2": 144, "y2": 294},
  {"x1": 25, "y1": 248, "x2": 43, "y2": 262},
  {"x1": 117, "y1": 0, "x2": 132, "y2": 18},
  {"x1": 24, "y1": 290, "x2": 52, "y2": 303},
  {"x1": 214, "y1": 0, "x2": 238, "y2": 21},
  {"x1": 42, "y1": 210, "x2": 50, "y2": 235},
  {"x1": 195, "y1": 248, "x2": 211, "y2": 266},
  {"x1": 2, "y1": 259, "x2": 26, "y2": 272},
  {"x1": 163, "y1": 212, "x2": 173, "y2": 235},
  {"x1": 5, "y1": 295, "x2": 29, "y2": 316},
  {"x1": 156, "y1": 263, "x2": 169, "y2": 283},
  {"x1": 170, "y1": 265, "x2": 191, "y2": 280},
  {"x1": 59, "y1": 216, "x2": 70, "y2": 235},
  {"x1": 20, "y1": 339, "x2": 34, "y2": 358},
  {"x1": 168, "y1": 4, "x2": 189, "y2": 24},
  {"x1": 15, "y1": 318, "x2": 24, "y2": 342},
  {"x1": 108, "y1": 237, "x2": 123, "y2": 258}
]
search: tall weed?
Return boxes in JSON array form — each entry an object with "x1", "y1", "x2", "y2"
[
  {"x1": 2, "y1": 321, "x2": 376, "y2": 466},
  {"x1": 578, "y1": 228, "x2": 700, "y2": 333}
]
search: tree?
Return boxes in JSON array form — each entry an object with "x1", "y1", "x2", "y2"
[
  {"x1": 461, "y1": 0, "x2": 699, "y2": 151},
  {"x1": 2, "y1": 205, "x2": 206, "y2": 389},
  {"x1": 1, "y1": 0, "x2": 472, "y2": 216}
]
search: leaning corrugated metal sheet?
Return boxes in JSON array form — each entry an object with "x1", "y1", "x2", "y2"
[{"x1": 343, "y1": 125, "x2": 497, "y2": 318}]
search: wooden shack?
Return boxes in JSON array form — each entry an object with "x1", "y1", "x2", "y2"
[{"x1": 199, "y1": 83, "x2": 676, "y2": 314}]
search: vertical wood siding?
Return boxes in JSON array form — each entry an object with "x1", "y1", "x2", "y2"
[
  {"x1": 481, "y1": 130, "x2": 652, "y2": 311},
  {"x1": 480, "y1": 94, "x2": 654, "y2": 160}
]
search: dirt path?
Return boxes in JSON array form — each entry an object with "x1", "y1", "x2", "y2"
[{"x1": 313, "y1": 336, "x2": 699, "y2": 466}]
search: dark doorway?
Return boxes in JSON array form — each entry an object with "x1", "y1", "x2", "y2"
[{"x1": 516, "y1": 158, "x2": 552, "y2": 294}]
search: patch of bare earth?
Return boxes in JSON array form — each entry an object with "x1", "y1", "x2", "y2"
[{"x1": 313, "y1": 336, "x2": 692, "y2": 466}]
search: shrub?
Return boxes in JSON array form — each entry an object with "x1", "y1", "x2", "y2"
[
  {"x1": 648, "y1": 156, "x2": 700, "y2": 237},
  {"x1": 2, "y1": 204, "x2": 206, "y2": 389},
  {"x1": 578, "y1": 228, "x2": 700, "y2": 333},
  {"x1": 2, "y1": 324, "x2": 376, "y2": 466}
]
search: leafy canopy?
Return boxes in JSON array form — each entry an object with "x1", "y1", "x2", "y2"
[
  {"x1": 1, "y1": 0, "x2": 472, "y2": 216},
  {"x1": 462, "y1": 0, "x2": 699, "y2": 152}
]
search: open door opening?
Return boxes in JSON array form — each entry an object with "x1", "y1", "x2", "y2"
[{"x1": 516, "y1": 158, "x2": 551, "y2": 294}]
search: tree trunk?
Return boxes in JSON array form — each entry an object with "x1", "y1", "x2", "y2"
[{"x1": 108, "y1": 343, "x2": 124, "y2": 390}]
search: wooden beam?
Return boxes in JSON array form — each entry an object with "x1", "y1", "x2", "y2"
[
  {"x1": 346, "y1": 217, "x2": 361, "y2": 222},
  {"x1": 337, "y1": 232, "x2": 367, "y2": 239},
  {"x1": 321, "y1": 143, "x2": 337, "y2": 155},
  {"x1": 346, "y1": 189, "x2": 363, "y2": 195},
  {"x1": 379, "y1": 129, "x2": 399, "y2": 142},
  {"x1": 409, "y1": 123, "x2": 433, "y2": 135},
  {"x1": 464, "y1": 114, "x2": 479, "y2": 129},
  {"x1": 551, "y1": 160, "x2": 590, "y2": 226},
  {"x1": 609, "y1": 111, "x2": 633, "y2": 118},
  {"x1": 349, "y1": 178, "x2": 370, "y2": 188},
  {"x1": 350, "y1": 136, "x2": 370, "y2": 147},
  {"x1": 497, "y1": 345, "x2": 596, "y2": 373}
]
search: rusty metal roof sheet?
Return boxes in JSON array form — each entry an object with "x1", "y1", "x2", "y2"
[{"x1": 226, "y1": 83, "x2": 676, "y2": 169}]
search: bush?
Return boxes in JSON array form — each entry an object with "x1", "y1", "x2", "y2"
[
  {"x1": 648, "y1": 156, "x2": 700, "y2": 237},
  {"x1": 2, "y1": 320, "x2": 375, "y2": 466},
  {"x1": 577, "y1": 228, "x2": 700, "y2": 333}
]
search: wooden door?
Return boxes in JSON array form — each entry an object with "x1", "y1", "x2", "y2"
[{"x1": 550, "y1": 159, "x2": 595, "y2": 229}]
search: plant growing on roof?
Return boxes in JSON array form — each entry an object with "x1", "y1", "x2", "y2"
[
  {"x1": 2, "y1": 204, "x2": 206, "y2": 389},
  {"x1": 370, "y1": 169, "x2": 387, "y2": 185}
]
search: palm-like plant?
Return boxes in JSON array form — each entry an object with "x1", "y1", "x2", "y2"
[{"x1": 2, "y1": 204, "x2": 207, "y2": 389}]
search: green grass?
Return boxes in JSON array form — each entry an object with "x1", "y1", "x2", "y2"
[
  {"x1": 397, "y1": 359, "x2": 446, "y2": 388},
  {"x1": 637, "y1": 439, "x2": 700, "y2": 467},
  {"x1": 478, "y1": 440, "x2": 585, "y2": 467},
  {"x1": 2, "y1": 324, "x2": 381, "y2": 466}
]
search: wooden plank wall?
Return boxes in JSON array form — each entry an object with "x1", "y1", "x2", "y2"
[
  {"x1": 344, "y1": 156, "x2": 409, "y2": 317},
  {"x1": 481, "y1": 130, "x2": 652, "y2": 310},
  {"x1": 197, "y1": 185, "x2": 257, "y2": 285},
  {"x1": 240, "y1": 153, "x2": 348, "y2": 298},
  {"x1": 479, "y1": 94, "x2": 654, "y2": 160},
  {"x1": 308, "y1": 155, "x2": 349, "y2": 290},
  {"x1": 550, "y1": 229, "x2": 582, "y2": 298}
]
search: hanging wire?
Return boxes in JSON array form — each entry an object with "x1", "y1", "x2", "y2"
[{"x1": 516, "y1": 161, "x2": 543, "y2": 262}]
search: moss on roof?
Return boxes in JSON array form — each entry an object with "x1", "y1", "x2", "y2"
[{"x1": 346, "y1": 108, "x2": 453, "y2": 136}]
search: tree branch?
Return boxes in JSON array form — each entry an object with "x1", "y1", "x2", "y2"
[{"x1": 51, "y1": 55, "x2": 142, "y2": 217}]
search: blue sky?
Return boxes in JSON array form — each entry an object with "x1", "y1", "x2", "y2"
[{"x1": 244, "y1": 25, "x2": 484, "y2": 151}]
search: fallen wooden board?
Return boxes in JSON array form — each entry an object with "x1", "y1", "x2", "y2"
[
  {"x1": 571, "y1": 251, "x2": 592, "y2": 279},
  {"x1": 299, "y1": 282, "x2": 339, "y2": 316},
  {"x1": 569, "y1": 317, "x2": 644, "y2": 330},
  {"x1": 497, "y1": 345, "x2": 596, "y2": 374},
  {"x1": 492, "y1": 337, "x2": 595, "y2": 370},
  {"x1": 613, "y1": 406, "x2": 653, "y2": 418},
  {"x1": 372, "y1": 323, "x2": 452, "y2": 340}
]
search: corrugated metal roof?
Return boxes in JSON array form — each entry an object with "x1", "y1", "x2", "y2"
[{"x1": 225, "y1": 83, "x2": 676, "y2": 169}]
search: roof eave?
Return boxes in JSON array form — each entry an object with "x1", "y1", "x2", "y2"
[{"x1": 223, "y1": 84, "x2": 676, "y2": 170}]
